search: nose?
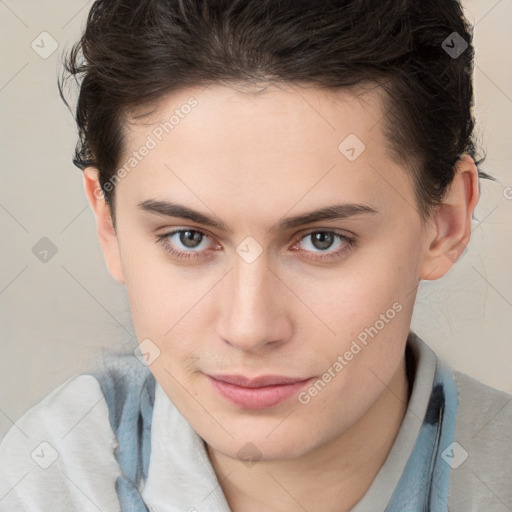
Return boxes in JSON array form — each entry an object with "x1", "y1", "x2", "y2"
[{"x1": 216, "y1": 254, "x2": 292, "y2": 354}]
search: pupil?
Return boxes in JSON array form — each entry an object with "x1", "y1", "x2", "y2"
[
  {"x1": 181, "y1": 230, "x2": 202, "y2": 248},
  {"x1": 313, "y1": 232, "x2": 333, "y2": 250}
]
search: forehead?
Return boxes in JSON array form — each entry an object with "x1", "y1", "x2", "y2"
[
  {"x1": 126, "y1": 81, "x2": 388, "y2": 148},
  {"x1": 123, "y1": 81, "x2": 389, "y2": 155},
  {"x1": 116, "y1": 82, "x2": 413, "y2": 224}
]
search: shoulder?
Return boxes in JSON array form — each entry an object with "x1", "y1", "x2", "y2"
[
  {"x1": 0, "y1": 366, "x2": 132, "y2": 511},
  {"x1": 454, "y1": 370, "x2": 511, "y2": 444},
  {"x1": 448, "y1": 370, "x2": 512, "y2": 510}
]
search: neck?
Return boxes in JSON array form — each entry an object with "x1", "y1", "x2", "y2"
[{"x1": 206, "y1": 356, "x2": 410, "y2": 512}]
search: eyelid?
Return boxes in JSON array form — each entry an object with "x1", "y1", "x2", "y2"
[{"x1": 297, "y1": 226, "x2": 354, "y2": 240}]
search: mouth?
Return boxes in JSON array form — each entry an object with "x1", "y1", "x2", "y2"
[{"x1": 206, "y1": 373, "x2": 315, "y2": 410}]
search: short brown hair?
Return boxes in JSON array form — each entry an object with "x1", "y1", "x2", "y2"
[{"x1": 59, "y1": 0, "x2": 492, "y2": 226}]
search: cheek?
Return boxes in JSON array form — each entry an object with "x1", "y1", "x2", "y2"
[
  {"x1": 289, "y1": 267, "x2": 412, "y2": 435},
  {"x1": 288, "y1": 235, "x2": 417, "y2": 390},
  {"x1": 126, "y1": 267, "x2": 212, "y2": 341},
  {"x1": 290, "y1": 241, "x2": 416, "y2": 337},
  {"x1": 119, "y1": 239, "x2": 195, "y2": 339}
]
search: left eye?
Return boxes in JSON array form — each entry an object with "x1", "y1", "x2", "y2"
[
  {"x1": 155, "y1": 228, "x2": 354, "y2": 261},
  {"x1": 291, "y1": 230, "x2": 355, "y2": 260},
  {"x1": 297, "y1": 231, "x2": 344, "y2": 253}
]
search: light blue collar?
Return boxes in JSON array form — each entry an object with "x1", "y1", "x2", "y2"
[{"x1": 385, "y1": 360, "x2": 458, "y2": 511}]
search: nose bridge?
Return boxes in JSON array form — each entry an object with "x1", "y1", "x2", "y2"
[
  {"x1": 233, "y1": 253, "x2": 271, "y2": 310},
  {"x1": 218, "y1": 250, "x2": 288, "y2": 351}
]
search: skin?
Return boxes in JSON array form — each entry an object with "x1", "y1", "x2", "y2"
[{"x1": 83, "y1": 82, "x2": 479, "y2": 512}]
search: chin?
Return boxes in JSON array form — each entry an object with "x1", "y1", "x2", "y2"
[{"x1": 205, "y1": 426, "x2": 321, "y2": 463}]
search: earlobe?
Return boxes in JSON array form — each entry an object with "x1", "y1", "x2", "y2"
[
  {"x1": 419, "y1": 154, "x2": 480, "y2": 281},
  {"x1": 83, "y1": 167, "x2": 125, "y2": 284}
]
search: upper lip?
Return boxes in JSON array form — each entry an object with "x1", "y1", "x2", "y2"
[{"x1": 207, "y1": 374, "x2": 312, "y2": 388}]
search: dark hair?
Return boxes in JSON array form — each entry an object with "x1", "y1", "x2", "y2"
[{"x1": 59, "y1": 0, "x2": 493, "y2": 227}]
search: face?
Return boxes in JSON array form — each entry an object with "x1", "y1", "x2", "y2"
[{"x1": 92, "y1": 82, "x2": 441, "y2": 461}]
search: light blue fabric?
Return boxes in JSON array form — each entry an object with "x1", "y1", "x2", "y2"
[
  {"x1": 92, "y1": 354, "x2": 155, "y2": 512},
  {"x1": 93, "y1": 346, "x2": 458, "y2": 512},
  {"x1": 384, "y1": 360, "x2": 458, "y2": 511}
]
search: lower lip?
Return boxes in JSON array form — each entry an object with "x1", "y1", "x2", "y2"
[{"x1": 207, "y1": 376, "x2": 314, "y2": 410}]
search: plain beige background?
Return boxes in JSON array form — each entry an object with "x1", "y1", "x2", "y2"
[{"x1": 1, "y1": 0, "x2": 511, "y2": 441}]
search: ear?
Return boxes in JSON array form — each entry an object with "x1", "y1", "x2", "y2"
[
  {"x1": 420, "y1": 154, "x2": 480, "y2": 281},
  {"x1": 83, "y1": 167, "x2": 125, "y2": 284}
]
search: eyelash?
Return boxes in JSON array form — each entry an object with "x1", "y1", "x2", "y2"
[{"x1": 155, "y1": 228, "x2": 356, "y2": 262}]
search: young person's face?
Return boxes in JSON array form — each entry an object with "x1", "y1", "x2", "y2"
[{"x1": 85, "y1": 83, "x2": 473, "y2": 462}]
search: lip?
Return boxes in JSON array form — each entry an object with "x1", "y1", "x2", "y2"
[{"x1": 206, "y1": 373, "x2": 314, "y2": 410}]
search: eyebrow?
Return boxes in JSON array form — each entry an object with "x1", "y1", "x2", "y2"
[{"x1": 138, "y1": 199, "x2": 379, "y2": 234}]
